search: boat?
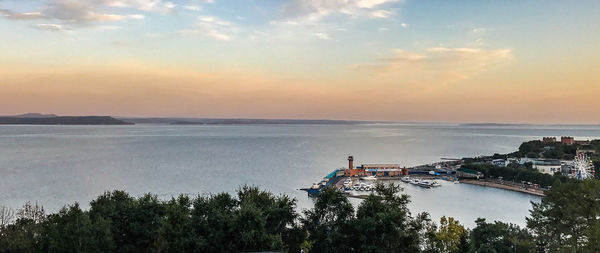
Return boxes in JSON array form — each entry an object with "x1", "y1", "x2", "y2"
[
  {"x1": 401, "y1": 176, "x2": 410, "y2": 183},
  {"x1": 430, "y1": 181, "x2": 442, "y2": 187},
  {"x1": 357, "y1": 182, "x2": 366, "y2": 191},
  {"x1": 409, "y1": 179, "x2": 420, "y2": 185},
  {"x1": 418, "y1": 180, "x2": 432, "y2": 188},
  {"x1": 362, "y1": 175, "x2": 377, "y2": 181}
]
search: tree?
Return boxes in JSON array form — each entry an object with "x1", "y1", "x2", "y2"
[
  {"x1": 0, "y1": 205, "x2": 14, "y2": 229},
  {"x1": 39, "y1": 203, "x2": 105, "y2": 253},
  {"x1": 0, "y1": 202, "x2": 47, "y2": 253},
  {"x1": 157, "y1": 195, "x2": 193, "y2": 252},
  {"x1": 353, "y1": 183, "x2": 427, "y2": 253},
  {"x1": 190, "y1": 192, "x2": 239, "y2": 252},
  {"x1": 527, "y1": 179, "x2": 600, "y2": 252},
  {"x1": 470, "y1": 218, "x2": 535, "y2": 253},
  {"x1": 433, "y1": 216, "x2": 467, "y2": 253},
  {"x1": 302, "y1": 186, "x2": 355, "y2": 253}
]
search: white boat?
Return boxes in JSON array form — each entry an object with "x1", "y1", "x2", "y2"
[
  {"x1": 418, "y1": 180, "x2": 432, "y2": 188},
  {"x1": 357, "y1": 182, "x2": 367, "y2": 191},
  {"x1": 409, "y1": 179, "x2": 420, "y2": 185},
  {"x1": 401, "y1": 176, "x2": 410, "y2": 183},
  {"x1": 428, "y1": 171, "x2": 436, "y2": 175},
  {"x1": 430, "y1": 181, "x2": 442, "y2": 187},
  {"x1": 362, "y1": 175, "x2": 377, "y2": 181}
]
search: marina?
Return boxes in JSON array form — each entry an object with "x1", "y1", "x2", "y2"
[
  {"x1": 302, "y1": 154, "x2": 547, "y2": 198},
  {"x1": 302, "y1": 155, "x2": 459, "y2": 198}
]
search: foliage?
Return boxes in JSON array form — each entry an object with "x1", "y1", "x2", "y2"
[
  {"x1": 470, "y1": 218, "x2": 535, "y2": 253},
  {"x1": 302, "y1": 186, "x2": 355, "y2": 253},
  {"x1": 527, "y1": 179, "x2": 600, "y2": 252},
  {"x1": 433, "y1": 216, "x2": 467, "y2": 253},
  {"x1": 0, "y1": 187, "x2": 297, "y2": 253},
  {"x1": 1, "y1": 180, "x2": 600, "y2": 253},
  {"x1": 352, "y1": 183, "x2": 429, "y2": 252},
  {"x1": 461, "y1": 163, "x2": 569, "y2": 188},
  {"x1": 516, "y1": 140, "x2": 579, "y2": 160}
]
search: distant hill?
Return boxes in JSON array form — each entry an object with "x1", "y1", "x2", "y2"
[
  {"x1": 0, "y1": 116, "x2": 133, "y2": 125},
  {"x1": 8, "y1": 113, "x2": 58, "y2": 118},
  {"x1": 119, "y1": 117, "x2": 368, "y2": 125}
]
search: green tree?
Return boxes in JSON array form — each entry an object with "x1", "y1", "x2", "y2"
[
  {"x1": 470, "y1": 218, "x2": 535, "y2": 253},
  {"x1": 527, "y1": 179, "x2": 600, "y2": 252},
  {"x1": 433, "y1": 216, "x2": 467, "y2": 253},
  {"x1": 156, "y1": 195, "x2": 193, "y2": 252},
  {"x1": 39, "y1": 203, "x2": 111, "y2": 253},
  {"x1": 0, "y1": 202, "x2": 46, "y2": 253},
  {"x1": 302, "y1": 186, "x2": 355, "y2": 253},
  {"x1": 353, "y1": 183, "x2": 427, "y2": 253}
]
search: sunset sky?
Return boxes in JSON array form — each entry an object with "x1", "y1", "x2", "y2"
[{"x1": 1, "y1": 0, "x2": 599, "y2": 123}]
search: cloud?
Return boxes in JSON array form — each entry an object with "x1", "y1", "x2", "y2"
[
  {"x1": 179, "y1": 16, "x2": 236, "y2": 41},
  {"x1": 36, "y1": 23, "x2": 68, "y2": 32},
  {"x1": 184, "y1": 5, "x2": 202, "y2": 11},
  {"x1": 0, "y1": 9, "x2": 44, "y2": 20},
  {"x1": 0, "y1": 0, "x2": 179, "y2": 31},
  {"x1": 272, "y1": 0, "x2": 402, "y2": 41},
  {"x1": 314, "y1": 32, "x2": 330, "y2": 40},
  {"x1": 368, "y1": 10, "x2": 391, "y2": 18},
  {"x1": 358, "y1": 47, "x2": 512, "y2": 85},
  {"x1": 471, "y1": 28, "x2": 487, "y2": 34},
  {"x1": 280, "y1": 0, "x2": 401, "y2": 21}
]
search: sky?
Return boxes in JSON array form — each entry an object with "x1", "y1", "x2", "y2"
[{"x1": 0, "y1": 0, "x2": 599, "y2": 123}]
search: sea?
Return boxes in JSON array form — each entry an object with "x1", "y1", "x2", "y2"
[{"x1": 2, "y1": 123, "x2": 600, "y2": 227}]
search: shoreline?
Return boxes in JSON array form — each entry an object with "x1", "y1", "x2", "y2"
[{"x1": 460, "y1": 179, "x2": 545, "y2": 197}]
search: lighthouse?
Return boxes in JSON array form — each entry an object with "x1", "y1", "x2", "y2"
[{"x1": 348, "y1": 155, "x2": 354, "y2": 170}]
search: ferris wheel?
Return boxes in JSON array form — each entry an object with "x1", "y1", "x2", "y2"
[{"x1": 572, "y1": 153, "x2": 595, "y2": 180}]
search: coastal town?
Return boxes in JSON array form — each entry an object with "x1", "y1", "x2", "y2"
[{"x1": 305, "y1": 137, "x2": 599, "y2": 197}]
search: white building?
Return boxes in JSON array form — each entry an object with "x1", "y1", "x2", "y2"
[{"x1": 532, "y1": 159, "x2": 561, "y2": 175}]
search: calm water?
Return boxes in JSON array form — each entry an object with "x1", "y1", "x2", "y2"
[{"x1": 2, "y1": 123, "x2": 600, "y2": 227}]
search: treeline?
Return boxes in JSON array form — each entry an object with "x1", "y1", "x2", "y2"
[
  {"x1": 461, "y1": 163, "x2": 572, "y2": 188},
  {"x1": 1, "y1": 180, "x2": 600, "y2": 252},
  {"x1": 512, "y1": 139, "x2": 600, "y2": 160}
]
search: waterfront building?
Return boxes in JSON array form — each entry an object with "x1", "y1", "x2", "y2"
[
  {"x1": 492, "y1": 159, "x2": 507, "y2": 167},
  {"x1": 344, "y1": 156, "x2": 407, "y2": 177},
  {"x1": 542, "y1": 137, "x2": 557, "y2": 143},
  {"x1": 362, "y1": 164, "x2": 406, "y2": 177},
  {"x1": 532, "y1": 159, "x2": 561, "y2": 174},
  {"x1": 561, "y1": 136, "x2": 575, "y2": 145},
  {"x1": 457, "y1": 168, "x2": 482, "y2": 179}
]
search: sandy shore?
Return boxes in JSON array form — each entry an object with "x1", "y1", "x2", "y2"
[{"x1": 460, "y1": 179, "x2": 545, "y2": 197}]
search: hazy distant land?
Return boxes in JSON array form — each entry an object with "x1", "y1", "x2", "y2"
[
  {"x1": 120, "y1": 117, "x2": 367, "y2": 125},
  {"x1": 0, "y1": 114, "x2": 133, "y2": 125}
]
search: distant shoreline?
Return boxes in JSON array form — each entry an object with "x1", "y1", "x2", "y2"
[{"x1": 0, "y1": 116, "x2": 133, "y2": 125}]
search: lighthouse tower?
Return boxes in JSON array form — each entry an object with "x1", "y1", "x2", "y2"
[{"x1": 346, "y1": 155, "x2": 358, "y2": 177}]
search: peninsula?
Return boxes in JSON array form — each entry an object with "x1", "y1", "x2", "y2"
[{"x1": 0, "y1": 114, "x2": 133, "y2": 125}]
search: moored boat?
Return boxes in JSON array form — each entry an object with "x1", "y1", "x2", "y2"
[
  {"x1": 362, "y1": 175, "x2": 377, "y2": 181},
  {"x1": 418, "y1": 180, "x2": 432, "y2": 188}
]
